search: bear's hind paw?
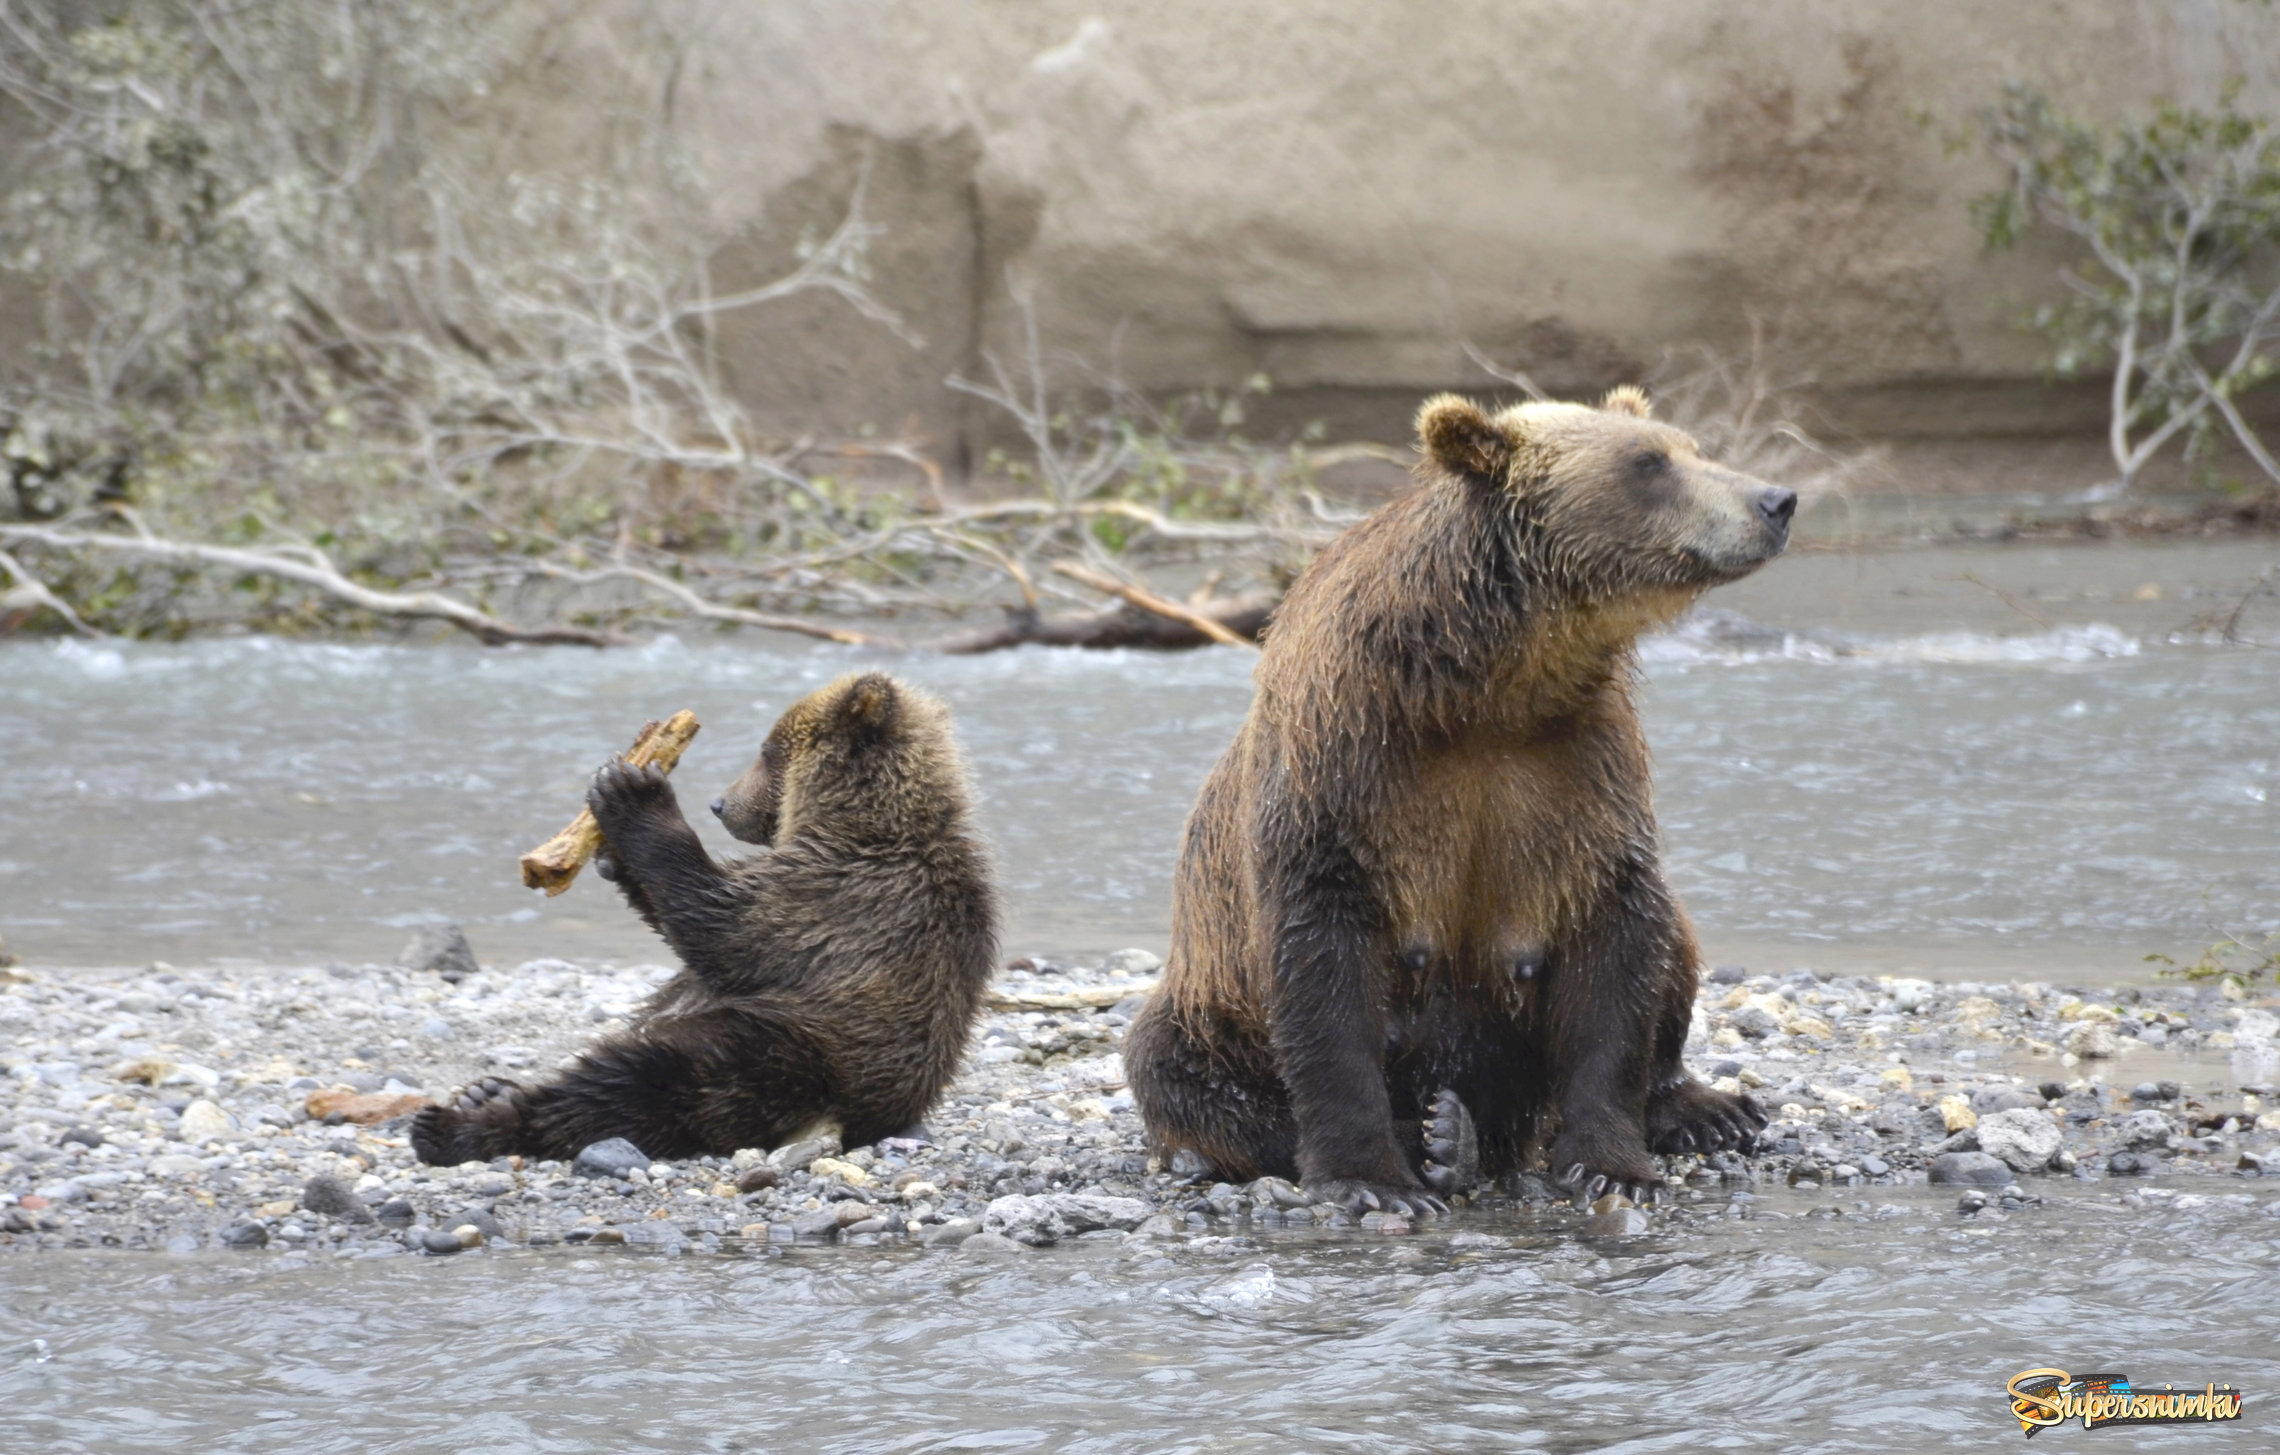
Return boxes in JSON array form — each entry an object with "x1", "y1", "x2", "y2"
[
  {"x1": 1419, "y1": 1088, "x2": 1481, "y2": 1196},
  {"x1": 409, "y1": 1077, "x2": 529, "y2": 1167}
]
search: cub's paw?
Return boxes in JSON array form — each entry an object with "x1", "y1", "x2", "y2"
[
  {"x1": 1301, "y1": 1177, "x2": 1448, "y2": 1221},
  {"x1": 586, "y1": 758, "x2": 675, "y2": 828},
  {"x1": 1419, "y1": 1089, "x2": 1481, "y2": 1197},
  {"x1": 1547, "y1": 1124, "x2": 1664, "y2": 1206},
  {"x1": 408, "y1": 1077, "x2": 527, "y2": 1167},
  {"x1": 1645, "y1": 1077, "x2": 1767, "y2": 1156}
]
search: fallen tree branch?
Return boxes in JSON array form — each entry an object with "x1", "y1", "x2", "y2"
[
  {"x1": 986, "y1": 982, "x2": 1159, "y2": 1011},
  {"x1": 0, "y1": 522, "x2": 625, "y2": 646},
  {"x1": 1050, "y1": 562, "x2": 1256, "y2": 648},
  {"x1": 931, "y1": 591, "x2": 1277, "y2": 654},
  {"x1": 0, "y1": 545, "x2": 100, "y2": 636}
]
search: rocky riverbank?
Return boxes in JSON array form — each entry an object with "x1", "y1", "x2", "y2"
[{"x1": 4, "y1": 948, "x2": 2279, "y2": 1256}]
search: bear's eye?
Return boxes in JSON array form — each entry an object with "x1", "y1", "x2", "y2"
[{"x1": 1631, "y1": 450, "x2": 1668, "y2": 475}]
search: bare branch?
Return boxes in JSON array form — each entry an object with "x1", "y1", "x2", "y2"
[{"x1": 0, "y1": 523, "x2": 623, "y2": 646}]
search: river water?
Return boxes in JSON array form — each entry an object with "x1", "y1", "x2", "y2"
[
  {"x1": 3, "y1": 1186, "x2": 2273, "y2": 1453},
  {"x1": 4, "y1": 538, "x2": 2274, "y2": 981},
  {"x1": 4, "y1": 535, "x2": 2278, "y2": 1453}
]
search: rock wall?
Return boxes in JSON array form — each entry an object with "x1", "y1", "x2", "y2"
[{"x1": 33, "y1": 1, "x2": 2280, "y2": 470}]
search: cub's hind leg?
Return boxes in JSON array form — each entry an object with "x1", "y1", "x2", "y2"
[{"x1": 412, "y1": 1007, "x2": 838, "y2": 1164}]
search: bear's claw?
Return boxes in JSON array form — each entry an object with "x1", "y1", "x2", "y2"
[
  {"x1": 1302, "y1": 1178, "x2": 1448, "y2": 1221},
  {"x1": 586, "y1": 758, "x2": 673, "y2": 823},
  {"x1": 1419, "y1": 1088, "x2": 1481, "y2": 1196},
  {"x1": 410, "y1": 1077, "x2": 530, "y2": 1166},
  {"x1": 1644, "y1": 1078, "x2": 1767, "y2": 1157},
  {"x1": 1556, "y1": 1163, "x2": 1666, "y2": 1207}
]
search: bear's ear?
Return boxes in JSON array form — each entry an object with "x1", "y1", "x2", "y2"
[
  {"x1": 1599, "y1": 385, "x2": 1653, "y2": 419},
  {"x1": 832, "y1": 672, "x2": 901, "y2": 743},
  {"x1": 1416, "y1": 394, "x2": 1514, "y2": 479}
]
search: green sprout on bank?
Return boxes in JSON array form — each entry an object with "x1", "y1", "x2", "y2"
[{"x1": 2146, "y1": 928, "x2": 2280, "y2": 990}]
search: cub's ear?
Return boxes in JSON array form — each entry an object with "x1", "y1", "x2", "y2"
[
  {"x1": 831, "y1": 672, "x2": 901, "y2": 742},
  {"x1": 1416, "y1": 394, "x2": 1514, "y2": 479},
  {"x1": 1600, "y1": 385, "x2": 1653, "y2": 419}
]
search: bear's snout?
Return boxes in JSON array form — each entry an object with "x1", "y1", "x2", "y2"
[
  {"x1": 710, "y1": 796, "x2": 726, "y2": 819},
  {"x1": 1754, "y1": 485, "x2": 1797, "y2": 527}
]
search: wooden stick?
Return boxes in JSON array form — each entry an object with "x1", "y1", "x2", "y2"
[
  {"x1": 1048, "y1": 562, "x2": 1256, "y2": 648},
  {"x1": 519, "y1": 711, "x2": 701, "y2": 895},
  {"x1": 985, "y1": 981, "x2": 1159, "y2": 1011}
]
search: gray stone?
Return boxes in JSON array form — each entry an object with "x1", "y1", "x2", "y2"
[
  {"x1": 767, "y1": 1135, "x2": 839, "y2": 1170},
  {"x1": 1729, "y1": 1004, "x2": 1781, "y2": 1039},
  {"x1": 450, "y1": 1207, "x2": 504, "y2": 1239},
  {"x1": 177, "y1": 1099, "x2": 235, "y2": 1141},
  {"x1": 790, "y1": 1207, "x2": 844, "y2": 1239},
  {"x1": 572, "y1": 1138, "x2": 651, "y2": 1179},
  {"x1": 1976, "y1": 1108, "x2": 2064, "y2": 1173},
  {"x1": 375, "y1": 1198, "x2": 416, "y2": 1225},
  {"x1": 921, "y1": 1218, "x2": 981, "y2": 1246},
  {"x1": 301, "y1": 1174, "x2": 374, "y2": 1223},
  {"x1": 1928, "y1": 1152, "x2": 2014, "y2": 1186},
  {"x1": 2118, "y1": 1110, "x2": 2179, "y2": 1151},
  {"x1": 398, "y1": 924, "x2": 480, "y2": 984},
  {"x1": 419, "y1": 1228, "x2": 467, "y2": 1254},
  {"x1": 982, "y1": 1191, "x2": 1153, "y2": 1246},
  {"x1": 1247, "y1": 1176, "x2": 1310, "y2": 1209},
  {"x1": 1860, "y1": 1156, "x2": 1890, "y2": 1177},
  {"x1": 958, "y1": 1231, "x2": 1029, "y2": 1255},
  {"x1": 220, "y1": 1221, "x2": 269, "y2": 1248},
  {"x1": 1584, "y1": 1206, "x2": 1651, "y2": 1236},
  {"x1": 1974, "y1": 1089, "x2": 2042, "y2": 1114},
  {"x1": 141, "y1": 1158, "x2": 204, "y2": 1195}
]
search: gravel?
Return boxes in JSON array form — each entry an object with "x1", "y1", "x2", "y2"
[{"x1": 3, "y1": 954, "x2": 2276, "y2": 1255}]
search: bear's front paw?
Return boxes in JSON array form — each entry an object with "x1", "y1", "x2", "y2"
[
  {"x1": 1301, "y1": 1177, "x2": 1448, "y2": 1220},
  {"x1": 586, "y1": 758, "x2": 675, "y2": 828},
  {"x1": 1547, "y1": 1124, "x2": 1664, "y2": 1206},
  {"x1": 1645, "y1": 1077, "x2": 1767, "y2": 1156},
  {"x1": 409, "y1": 1077, "x2": 528, "y2": 1167}
]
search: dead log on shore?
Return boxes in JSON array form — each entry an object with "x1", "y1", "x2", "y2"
[{"x1": 931, "y1": 592, "x2": 1275, "y2": 653}]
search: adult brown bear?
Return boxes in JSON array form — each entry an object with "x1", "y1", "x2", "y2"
[
  {"x1": 412, "y1": 673, "x2": 998, "y2": 1165},
  {"x1": 1125, "y1": 388, "x2": 1784, "y2": 1215}
]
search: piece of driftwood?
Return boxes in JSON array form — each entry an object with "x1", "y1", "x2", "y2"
[
  {"x1": 519, "y1": 710, "x2": 701, "y2": 895},
  {"x1": 933, "y1": 594, "x2": 1275, "y2": 654},
  {"x1": 1048, "y1": 562, "x2": 1257, "y2": 647},
  {"x1": 984, "y1": 981, "x2": 1160, "y2": 1011}
]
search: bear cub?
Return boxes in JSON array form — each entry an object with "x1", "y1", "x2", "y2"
[{"x1": 411, "y1": 672, "x2": 999, "y2": 1165}]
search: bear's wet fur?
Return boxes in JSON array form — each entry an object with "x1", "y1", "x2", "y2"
[
  {"x1": 411, "y1": 673, "x2": 998, "y2": 1165},
  {"x1": 1126, "y1": 387, "x2": 1787, "y2": 1215}
]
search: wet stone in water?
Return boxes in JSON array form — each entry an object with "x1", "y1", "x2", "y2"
[{"x1": 1928, "y1": 1152, "x2": 2014, "y2": 1186}]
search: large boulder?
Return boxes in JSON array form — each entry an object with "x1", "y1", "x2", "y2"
[
  {"x1": 982, "y1": 1192, "x2": 1154, "y2": 1246},
  {"x1": 1975, "y1": 1108, "x2": 2063, "y2": 1173}
]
